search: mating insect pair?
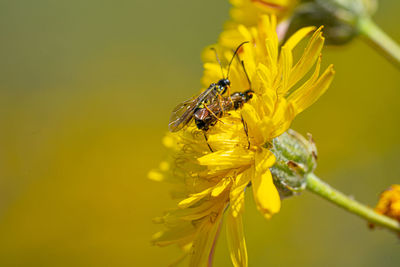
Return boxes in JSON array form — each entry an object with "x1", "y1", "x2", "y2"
[
  {"x1": 193, "y1": 89, "x2": 253, "y2": 131},
  {"x1": 168, "y1": 42, "x2": 252, "y2": 151}
]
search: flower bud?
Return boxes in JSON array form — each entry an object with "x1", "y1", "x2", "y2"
[
  {"x1": 286, "y1": 0, "x2": 377, "y2": 45},
  {"x1": 373, "y1": 185, "x2": 400, "y2": 224},
  {"x1": 269, "y1": 129, "x2": 317, "y2": 198}
]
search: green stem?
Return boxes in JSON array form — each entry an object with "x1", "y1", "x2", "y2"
[
  {"x1": 306, "y1": 173, "x2": 400, "y2": 233},
  {"x1": 358, "y1": 16, "x2": 400, "y2": 69}
]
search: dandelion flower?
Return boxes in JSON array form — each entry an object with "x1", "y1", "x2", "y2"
[
  {"x1": 150, "y1": 15, "x2": 334, "y2": 267},
  {"x1": 374, "y1": 185, "x2": 400, "y2": 223},
  {"x1": 227, "y1": 0, "x2": 299, "y2": 28}
]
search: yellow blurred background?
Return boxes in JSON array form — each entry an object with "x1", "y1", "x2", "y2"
[{"x1": 0, "y1": 1, "x2": 399, "y2": 266}]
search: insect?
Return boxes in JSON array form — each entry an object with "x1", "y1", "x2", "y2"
[
  {"x1": 194, "y1": 89, "x2": 253, "y2": 131},
  {"x1": 168, "y1": 41, "x2": 249, "y2": 133},
  {"x1": 194, "y1": 89, "x2": 253, "y2": 151}
]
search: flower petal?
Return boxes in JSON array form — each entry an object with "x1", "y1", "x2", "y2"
[
  {"x1": 288, "y1": 26, "x2": 325, "y2": 89},
  {"x1": 288, "y1": 64, "x2": 335, "y2": 115},
  {"x1": 268, "y1": 97, "x2": 295, "y2": 138},
  {"x1": 252, "y1": 149, "x2": 280, "y2": 219},
  {"x1": 226, "y1": 211, "x2": 248, "y2": 267},
  {"x1": 286, "y1": 53, "x2": 321, "y2": 99},
  {"x1": 277, "y1": 46, "x2": 293, "y2": 95},
  {"x1": 189, "y1": 213, "x2": 224, "y2": 267},
  {"x1": 152, "y1": 222, "x2": 196, "y2": 247},
  {"x1": 163, "y1": 200, "x2": 218, "y2": 224},
  {"x1": 198, "y1": 147, "x2": 253, "y2": 170},
  {"x1": 230, "y1": 168, "x2": 253, "y2": 217},
  {"x1": 284, "y1": 26, "x2": 316, "y2": 50},
  {"x1": 178, "y1": 187, "x2": 213, "y2": 209},
  {"x1": 212, "y1": 178, "x2": 232, "y2": 197},
  {"x1": 241, "y1": 103, "x2": 266, "y2": 145}
]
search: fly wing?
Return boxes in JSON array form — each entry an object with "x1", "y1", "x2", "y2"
[
  {"x1": 168, "y1": 97, "x2": 197, "y2": 132},
  {"x1": 168, "y1": 85, "x2": 216, "y2": 132}
]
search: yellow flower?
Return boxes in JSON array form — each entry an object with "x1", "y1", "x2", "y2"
[
  {"x1": 374, "y1": 185, "x2": 400, "y2": 223},
  {"x1": 227, "y1": 0, "x2": 299, "y2": 28},
  {"x1": 150, "y1": 15, "x2": 334, "y2": 267}
]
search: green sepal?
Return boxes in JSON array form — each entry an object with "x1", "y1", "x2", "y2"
[{"x1": 269, "y1": 129, "x2": 317, "y2": 198}]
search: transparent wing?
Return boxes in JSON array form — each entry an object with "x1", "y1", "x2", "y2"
[
  {"x1": 168, "y1": 85, "x2": 216, "y2": 132},
  {"x1": 168, "y1": 98, "x2": 198, "y2": 132}
]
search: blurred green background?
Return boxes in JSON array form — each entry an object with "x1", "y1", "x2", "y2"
[{"x1": 0, "y1": 0, "x2": 399, "y2": 266}]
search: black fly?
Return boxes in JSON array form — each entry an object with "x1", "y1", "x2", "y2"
[{"x1": 168, "y1": 42, "x2": 249, "y2": 132}]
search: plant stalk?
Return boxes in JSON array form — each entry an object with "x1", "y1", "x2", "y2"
[
  {"x1": 306, "y1": 173, "x2": 400, "y2": 233},
  {"x1": 358, "y1": 16, "x2": 400, "y2": 69}
]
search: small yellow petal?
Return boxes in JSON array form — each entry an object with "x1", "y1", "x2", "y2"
[
  {"x1": 287, "y1": 54, "x2": 322, "y2": 99},
  {"x1": 269, "y1": 98, "x2": 295, "y2": 138},
  {"x1": 288, "y1": 26, "x2": 325, "y2": 89},
  {"x1": 257, "y1": 63, "x2": 274, "y2": 98},
  {"x1": 284, "y1": 26, "x2": 316, "y2": 50},
  {"x1": 212, "y1": 178, "x2": 232, "y2": 197},
  {"x1": 189, "y1": 213, "x2": 224, "y2": 267},
  {"x1": 202, "y1": 62, "x2": 225, "y2": 87},
  {"x1": 226, "y1": 211, "x2": 248, "y2": 267},
  {"x1": 178, "y1": 188, "x2": 213, "y2": 209},
  {"x1": 198, "y1": 148, "x2": 253, "y2": 170},
  {"x1": 164, "y1": 201, "x2": 217, "y2": 223},
  {"x1": 277, "y1": 46, "x2": 293, "y2": 94},
  {"x1": 230, "y1": 168, "x2": 253, "y2": 217},
  {"x1": 252, "y1": 169, "x2": 281, "y2": 219},
  {"x1": 242, "y1": 44, "x2": 257, "y2": 80},
  {"x1": 252, "y1": 150, "x2": 280, "y2": 218},
  {"x1": 289, "y1": 64, "x2": 335, "y2": 115},
  {"x1": 241, "y1": 104, "x2": 266, "y2": 145},
  {"x1": 255, "y1": 148, "x2": 276, "y2": 173},
  {"x1": 238, "y1": 24, "x2": 253, "y2": 41},
  {"x1": 152, "y1": 222, "x2": 196, "y2": 247}
]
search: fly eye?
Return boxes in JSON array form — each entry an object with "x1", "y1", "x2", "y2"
[{"x1": 217, "y1": 79, "x2": 230, "y2": 88}]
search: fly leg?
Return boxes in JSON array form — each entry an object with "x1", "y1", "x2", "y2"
[
  {"x1": 207, "y1": 100, "x2": 236, "y2": 127},
  {"x1": 241, "y1": 115, "x2": 250, "y2": 149},
  {"x1": 203, "y1": 132, "x2": 214, "y2": 153},
  {"x1": 204, "y1": 103, "x2": 224, "y2": 124},
  {"x1": 216, "y1": 93, "x2": 225, "y2": 116},
  {"x1": 227, "y1": 85, "x2": 234, "y2": 106}
]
